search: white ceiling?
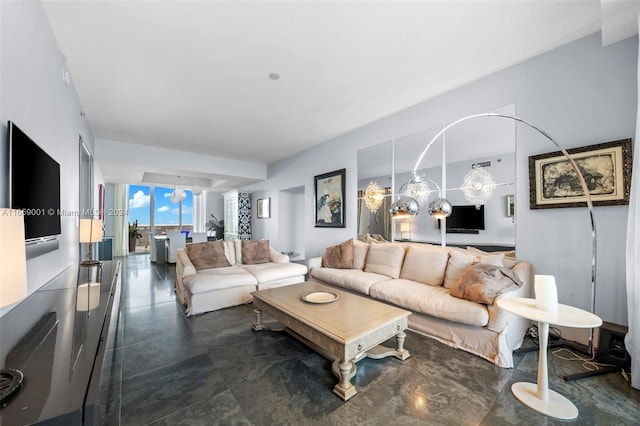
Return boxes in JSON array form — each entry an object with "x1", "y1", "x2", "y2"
[{"x1": 41, "y1": 1, "x2": 622, "y2": 187}]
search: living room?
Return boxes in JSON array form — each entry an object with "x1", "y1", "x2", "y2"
[{"x1": 1, "y1": 1, "x2": 640, "y2": 424}]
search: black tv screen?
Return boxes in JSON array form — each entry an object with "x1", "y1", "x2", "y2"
[
  {"x1": 440, "y1": 205, "x2": 485, "y2": 232},
  {"x1": 9, "y1": 121, "x2": 61, "y2": 241}
]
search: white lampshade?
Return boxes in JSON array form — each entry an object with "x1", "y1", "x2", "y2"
[
  {"x1": 534, "y1": 275, "x2": 558, "y2": 312},
  {"x1": 79, "y1": 218, "x2": 103, "y2": 243},
  {"x1": 76, "y1": 282, "x2": 101, "y2": 311},
  {"x1": 400, "y1": 222, "x2": 411, "y2": 233},
  {"x1": 0, "y1": 209, "x2": 28, "y2": 308},
  {"x1": 191, "y1": 185, "x2": 203, "y2": 196}
]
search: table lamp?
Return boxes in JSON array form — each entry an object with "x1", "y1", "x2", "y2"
[
  {"x1": 78, "y1": 218, "x2": 103, "y2": 293},
  {"x1": 79, "y1": 218, "x2": 103, "y2": 265},
  {"x1": 0, "y1": 209, "x2": 28, "y2": 403}
]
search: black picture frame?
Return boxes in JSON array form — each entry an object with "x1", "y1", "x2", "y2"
[
  {"x1": 528, "y1": 139, "x2": 632, "y2": 209},
  {"x1": 314, "y1": 168, "x2": 346, "y2": 228}
]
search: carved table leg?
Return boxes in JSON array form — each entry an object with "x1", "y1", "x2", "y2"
[
  {"x1": 252, "y1": 308, "x2": 263, "y2": 331},
  {"x1": 333, "y1": 360, "x2": 357, "y2": 401},
  {"x1": 395, "y1": 331, "x2": 410, "y2": 360}
]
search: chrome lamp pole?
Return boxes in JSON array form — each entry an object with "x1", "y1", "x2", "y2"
[{"x1": 407, "y1": 112, "x2": 598, "y2": 357}]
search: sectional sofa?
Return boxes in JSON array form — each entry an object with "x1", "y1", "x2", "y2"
[
  {"x1": 175, "y1": 239, "x2": 308, "y2": 316},
  {"x1": 308, "y1": 239, "x2": 533, "y2": 367}
]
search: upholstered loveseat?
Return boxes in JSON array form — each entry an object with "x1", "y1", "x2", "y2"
[
  {"x1": 308, "y1": 239, "x2": 533, "y2": 368},
  {"x1": 175, "y1": 239, "x2": 308, "y2": 316}
]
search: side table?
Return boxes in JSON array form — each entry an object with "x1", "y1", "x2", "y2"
[{"x1": 496, "y1": 297, "x2": 602, "y2": 420}]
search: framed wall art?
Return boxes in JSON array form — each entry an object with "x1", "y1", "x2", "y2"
[
  {"x1": 257, "y1": 198, "x2": 270, "y2": 219},
  {"x1": 506, "y1": 194, "x2": 515, "y2": 217},
  {"x1": 314, "y1": 168, "x2": 346, "y2": 227},
  {"x1": 529, "y1": 138, "x2": 632, "y2": 209}
]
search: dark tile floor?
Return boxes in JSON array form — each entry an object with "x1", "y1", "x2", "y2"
[{"x1": 98, "y1": 254, "x2": 640, "y2": 425}]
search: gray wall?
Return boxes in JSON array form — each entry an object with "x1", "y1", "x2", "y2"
[
  {"x1": 246, "y1": 33, "x2": 638, "y2": 326},
  {"x1": 0, "y1": 1, "x2": 96, "y2": 317}
]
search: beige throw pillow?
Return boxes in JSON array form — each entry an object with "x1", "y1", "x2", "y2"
[
  {"x1": 241, "y1": 240, "x2": 271, "y2": 264},
  {"x1": 399, "y1": 245, "x2": 449, "y2": 286},
  {"x1": 353, "y1": 239, "x2": 369, "y2": 270},
  {"x1": 364, "y1": 244, "x2": 406, "y2": 278},
  {"x1": 185, "y1": 240, "x2": 231, "y2": 270},
  {"x1": 443, "y1": 250, "x2": 478, "y2": 289},
  {"x1": 322, "y1": 239, "x2": 354, "y2": 269},
  {"x1": 450, "y1": 263, "x2": 522, "y2": 304},
  {"x1": 478, "y1": 253, "x2": 505, "y2": 267}
]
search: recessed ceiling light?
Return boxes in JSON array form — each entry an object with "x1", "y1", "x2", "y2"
[{"x1": 268, "y1": 73, "x2": 280, "y2": 81}]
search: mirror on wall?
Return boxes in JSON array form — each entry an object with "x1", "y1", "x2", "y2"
[
  {"x1": 356, "y1": 103, "x2": 517, "y2": 249},
  {"x1": 395, "y1": 104, "x2": 517, "y2": 248},
  {"x1": 357, "y1": 140, "x2": 393, "y2": 242}
]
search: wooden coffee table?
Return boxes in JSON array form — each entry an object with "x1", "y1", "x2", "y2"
[{"x1": 251, "y1": 280, "x2": 411, "y2": 401}]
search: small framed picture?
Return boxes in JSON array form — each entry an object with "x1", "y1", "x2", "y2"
[
  {"x1": 314, "y1": 168, "x2": 346, "y2": 228},
  {"x1": 257, "y1": 198, "x2": 270, "y2": 219},
  {"x1": 506, "y1": 194, "x2": 515, "y2": 217}
]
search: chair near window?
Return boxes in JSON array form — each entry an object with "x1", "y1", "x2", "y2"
[
  {"x1": 190, "y1": 232, "x2": 207, "y2": 243},
  {"x1": 166, "y1": 230, "x2": 186, "y2": 263}
]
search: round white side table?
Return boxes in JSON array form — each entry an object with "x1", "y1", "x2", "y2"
[{"x1": 496, "y1": 297, "x2": 602, "y2": 420}]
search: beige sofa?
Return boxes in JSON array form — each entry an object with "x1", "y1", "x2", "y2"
[
  {"x1": 175, "y1": 240, "x2": 308, "y2": 316},
  {"x1": 308, "y1": 240, "x2": 533, "y2": 368}
]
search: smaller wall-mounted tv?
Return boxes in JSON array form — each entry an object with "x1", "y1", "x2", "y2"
[
  {"x1": 439, "y1": 205, "x2": 485, "y2": 233},
  {"x1": 9, "y1": 121, "x2": 62, "y2": 242}
]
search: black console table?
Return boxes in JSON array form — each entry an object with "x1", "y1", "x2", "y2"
[{"x1": 0, "y1": 260, "x2": 122, "y2": 425}]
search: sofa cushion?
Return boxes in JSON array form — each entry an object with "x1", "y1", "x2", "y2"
[
  {"x1": 443, "y1": 250, "x2": 479, "y2": 289},
  {"x1": 241, "y1": 262, "x2": 308, "y2": 284},
  {"x1": 185, "y1": 240, "x2": 231, "y2": 270},
  {"x1": 353, "y1": 239, "x2": 369, "y2": 270},
  {"x1": 450, "y1": 263, "x2": 522, "y2": 304},
  {"x1": 242, "y1": 240, "x2": 271, "y2": 264},
  {"x1": 322, "y1": 239, "x2": 354, "y2": 269},
  {"x1": 310, "y1": 267, "x2": 391, "y2": 295},
  {"x1": 185, "y1": 266, "x2": 258, "y2": 294},
  {"x1": 370, "y1": 279, "x2": 489, "y2": 327},
  {"x1": 364, "y1": 244, "x2": 406, "y2": 278},
  {"x1": 399, "y1": 245, "x2": 449, "y2": 286}
]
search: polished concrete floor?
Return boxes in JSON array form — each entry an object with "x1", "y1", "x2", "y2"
[{"x1": 98, "y1": 254, "x2": 640, "y2": 425}]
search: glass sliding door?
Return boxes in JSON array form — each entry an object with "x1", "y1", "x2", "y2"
[
  {"x1": 153, "y1": 186, "x2": 193, "y2": 237},
  {"x1": 128, "y1": 185, "x2": 151, "y2": 253},
  {"x1": 127, "y1": 184, "x2": 195, "y2": 254}
]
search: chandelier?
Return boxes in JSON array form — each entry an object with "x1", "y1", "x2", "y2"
[
  {"x1": 363, "y1": 181, "x2": 385, "y2": 213},
  {"x1": 461, "y1": 167, "x2": 496, "y2": 209}
]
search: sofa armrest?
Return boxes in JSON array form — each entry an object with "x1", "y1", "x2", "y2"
[
  {"x1": 269, "y1": 247, "x2": 290, "y2": 264},
  {"x1": 486, "y1": 261, "x2": 534, "y2": 333},
  {"x1": 176, "y1": 249, "x2": 197, "y2": 278},
  {"x1": 175, "y1": 248, "x2": 196, "y2": 306},
  {"x1": 307, "y1": 257, "x2": 322, "y2": 271}
]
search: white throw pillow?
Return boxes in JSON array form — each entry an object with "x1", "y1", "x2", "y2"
[
  {"x1": 364, "y1": 244, "x2": 406, "y2": 278},
  {"x1": 399, "y1": 245, "x2": 449, "y2": 286}
]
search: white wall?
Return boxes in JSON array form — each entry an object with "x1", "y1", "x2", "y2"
[
  {"x1": 0, "y1": 1, "x2": 96, "y2": 317},
  {"x1": 204, "y1": 191, "x2": 224, "y2": 229},
  {"x1": 245, "y1": 33, "x2": 638, "y2": 326}
]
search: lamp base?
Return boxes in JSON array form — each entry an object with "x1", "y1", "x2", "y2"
[{"x1": 0, "y1": 368, "x2": 24, "y2": 405}]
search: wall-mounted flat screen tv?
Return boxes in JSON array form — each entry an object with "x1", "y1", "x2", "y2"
[
  {"x1": 438, "y1": 205, "x2": 485, "y2": 233},
  {"x1": 9, "y1": 121, "x2": 61, "y2": 241}
]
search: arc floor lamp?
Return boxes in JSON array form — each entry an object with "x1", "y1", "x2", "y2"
[{"x1": 394, "y1": 112, "x2": 598, "y2": 358}]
